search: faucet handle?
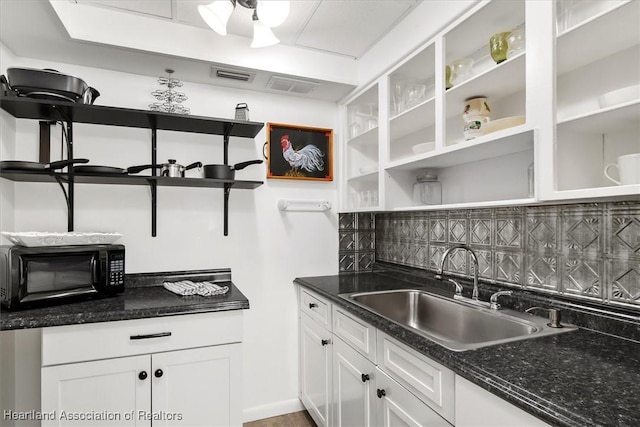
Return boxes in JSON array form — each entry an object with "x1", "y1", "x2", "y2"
[
  {"x1": 448, "y1": 278, "x2": 464, "y2": 296},
  {"x1": 489, "y1": 290, "x2": 512, "y2": 310}
]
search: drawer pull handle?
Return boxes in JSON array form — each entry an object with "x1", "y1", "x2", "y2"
[
  {"x1": 154, "y1": 369, "x2": 164, "y2": 378},
  {"x1": 321, "y1": 339, "x2": 331, "y2": 346},
  {"x1": 361, "y1": 373, "x2": 370, "y2": 382},
  {"x1": 377, "y1": 389, "x2": 386, "y2": 399},
  {"x1": 309, "y1": 303, "x2": 318, "y2": 309},
  {"x1": 130, "y1": 332, "x2": 172, "y2": 340},
  {"x1": 139, "y1": 371, "x2": 148, "y2": 380}
]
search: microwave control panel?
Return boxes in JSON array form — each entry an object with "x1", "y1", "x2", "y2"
[{"x1": 108, "y1": 251, "x2": 125, "y2": 287}]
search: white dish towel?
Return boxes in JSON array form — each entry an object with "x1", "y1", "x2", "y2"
[{"x1": 163, "y1": 280, "x2": 229, "y2": 297}]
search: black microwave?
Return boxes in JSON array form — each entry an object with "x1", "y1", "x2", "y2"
[{"x1": 0, "y1": 244, "x2": 125, "y2": 310}]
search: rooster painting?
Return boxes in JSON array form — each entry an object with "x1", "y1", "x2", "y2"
[
  {"x1": 267, "y1": 123, "x2": 333, "y2": 181},
  {"x1": 280, "y1": 134, "x2": 325, "y2": 176}
]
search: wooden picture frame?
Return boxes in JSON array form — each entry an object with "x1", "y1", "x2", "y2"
[{"x1": 266, "y1": 122, "x2": 333, "y2": 181}]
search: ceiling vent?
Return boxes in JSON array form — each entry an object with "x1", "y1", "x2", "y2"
[
  {"x1": 211, "y1": 67, "x2": 255, "y2": 83},
  {"x1": 266, "y1": 76, "x2": 319, "y2": 95}
]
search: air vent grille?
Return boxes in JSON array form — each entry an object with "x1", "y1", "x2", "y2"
[
  {"x1": 266, "y1": 76, "x2": 319, "y2": 95},
  {"x1": 211, "y1": 67, "x2": 255, "y2": 83}
]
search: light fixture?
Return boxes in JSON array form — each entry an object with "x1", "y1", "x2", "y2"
[
  {"x1": 198, "y1": 1, "x2": 234, "y2": 36},
  {"x1": 198, "y1": 0, "x2": 290, "y2": 48},
  {"x1": 251, "y1": 10, "x2": 280, "y2": 48}
]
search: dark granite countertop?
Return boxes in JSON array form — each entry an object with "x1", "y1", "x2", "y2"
[
  {"x1": 0, "y1": 269, "x2": 249, "y2": 330},
  {"x1": 294, "y1": 271, "x2": 640, "y2": 427}
]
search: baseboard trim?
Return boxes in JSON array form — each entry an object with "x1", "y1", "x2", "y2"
[{"x1": 243, "y1": 398, "x2": 305, "y2": 423}]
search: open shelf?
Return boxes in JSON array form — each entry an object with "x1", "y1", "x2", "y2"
[
  {"x1": 0, "y1": 95, "x2": 265, "y2": 236},
  {"x1": 390, "y1": 97, "x2": 436, "y2": 141},
  {"x1": 0, "y1": 96, "x2": 264, "y2": 137},
  {"x1": 557, "y1": 100, "x2": 640, "y2": 134},
  {"x1": 445, "y1": 52, "x2": 525, "y2": 120},
  {"x1": 347, "y1": 126, "x2": 378, "y2": 147},
  {"x1": 0, "y1": 170, "x2": 263, "y2": 189},
  {"x1": 548, "y1": 186, "x2": 640, "y2": 202},
  {"x1": 386, "y1": 126, "x2": 534, "y2": 171},
  {"x1": 392, "y1": 197, "x2": 536, "y2": 212},
  {"x1": 557, "y1": 1, "x2": 638, "y2": 74}
]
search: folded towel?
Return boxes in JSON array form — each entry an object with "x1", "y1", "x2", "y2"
[{"x1": 163, "y1": 280, "x2": 229, "y2": 297}]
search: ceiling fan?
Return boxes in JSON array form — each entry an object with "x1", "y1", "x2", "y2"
[{"x1": 198, "y1": 0, "x2": 290, "y2": 48}]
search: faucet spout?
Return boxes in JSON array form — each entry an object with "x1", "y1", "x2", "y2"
[{"x1": 438, "y1": 244, "x2": 480, "y2": 300}]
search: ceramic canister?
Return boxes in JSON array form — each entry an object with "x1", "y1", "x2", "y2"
[{"x1": 463, "y1": 97, "x2": 491, "y2": 140}]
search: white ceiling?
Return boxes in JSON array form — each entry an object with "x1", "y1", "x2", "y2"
[
  {"x1": 0, "y1": 0, "x2": 420, "y2": 101},
  {"x1": 77, "y1": 0, "x2": 419, "y2": 58}
]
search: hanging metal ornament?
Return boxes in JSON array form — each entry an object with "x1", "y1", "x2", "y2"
[{"x1": 149, "y1": 69, "x2": 191, "y2": 115}]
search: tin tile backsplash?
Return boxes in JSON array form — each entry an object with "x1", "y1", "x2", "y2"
[{"x1": 338, "y1": 201, "x2": 640, "y2": 310}]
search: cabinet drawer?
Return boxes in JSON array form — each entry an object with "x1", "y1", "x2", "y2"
[
  {"x1": 376, "y1": 368, "x2": 451, "y2": 427},
  {"x1": 333, "y1": 306, "x2": 376, "y2": 363},
  {"x1": 300, "y1": 288, "x2": 331, "y2": 328},
  {"x1": 376, "y1": 331, "x2": 455, "y2": 424},
  {"x1": 42, "y1": 310, "x2": 243, "y2": 366}
]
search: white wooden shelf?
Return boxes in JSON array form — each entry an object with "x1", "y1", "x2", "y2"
[
  {"x1": 445, "y1": 0, "x2": 524, "y2": 61},
  {"x1": 386, "y1": 126, "x2": 534, "y2": 171},
  {"x1": 347, "y1": 126, "x2": 378, "y2": 147},
  {"x1": 390, "y1": 97, "x2": 436, "y2": 141},
  {"x1": 557, "y1": 100, "x2": 640, "y2": 134},
  {"x1": 445, "y1": 52, "x2": 526, "y2": 119},
  {"x1": 548, "y1": 186, "x2": 640, "y2": 201},
  {"x1": 347, "y1": 170, "x2": 378, "y2": 185},
  {"x1": 392, "y1": 198, "x2": 536, "y2": 212},
  {"x1": 557, "y1": 1, "x2": 638, "y2": 75}
]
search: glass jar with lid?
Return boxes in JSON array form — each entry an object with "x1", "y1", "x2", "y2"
[{"x1": 412, "y1": 169, "x2": 442, "y2": 206}]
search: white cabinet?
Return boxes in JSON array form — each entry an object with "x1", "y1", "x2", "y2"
[
  {"x1": 42, "y1": 355, "x2": 151, "y2": 427},
  {"x1": 552, "y1": 0, "x2": 640, "y2": 200},
  {"x1": 299, "y1": 288, "x2": 454, "y2": 427},
  {"x1": 40, "y1": 311, "x2": 244, "y2": 427},
  {"x1": 299, "y1": 312, "x2": 333, "y2": 427},
  {"x1": 343, "y1": 83, "x2": 381, "y2": 211},
  {"x1": 339, "y1": 0, "x2": 639, "y2": 212},
  {"x1": 455, "y1": 376, "x2": 550, "y2": 427},
  {"x1": 376, "y1": 331, "x2": 454, "y2": 424},
  {"x1": 332, "y1": 337, "x2": 376, "y2": 427},
  {"x1": 375, "y1": 369, "x2": 450, "y2": 427},
  {"x1": 151, "y1": 345, "x2": 242, "y2": 427},
  {"x1": 298, "y1": 286, "x2": 556, "y2": 427}
]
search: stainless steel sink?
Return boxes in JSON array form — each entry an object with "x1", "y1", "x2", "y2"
[{"x1": 339, "y1": 289, "x2": 576, "y2": 351}]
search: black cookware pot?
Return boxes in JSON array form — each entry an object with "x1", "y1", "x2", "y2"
[
  {"x1": 4, "y1": 68, "x2": 100, "y2": 104},
  {"x1": 125, "y1": 160, "x2": 203, "y2": 177},
  {"x1": 204, "y1": 160, "x2": 263, "y2": 180},
  {"x1": 0, "y1": 158, "x2": 89, "y2": 171}
]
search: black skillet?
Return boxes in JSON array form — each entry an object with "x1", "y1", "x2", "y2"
[
  {"x1": 0, "y1": 158, "x2": 89, "y2": 171},
  {"x1": 73, "y1": 164, "x2": 155, "y2": 175}
]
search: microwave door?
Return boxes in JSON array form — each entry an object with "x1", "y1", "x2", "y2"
[{"x1": 21, "y1": 253, "x2": 99, "y2": 303}]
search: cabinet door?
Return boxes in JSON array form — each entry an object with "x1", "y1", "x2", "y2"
[
  {"x1": 152, "y1": 344, "x2": 242, "y2": 427},
  {"x1": 375, "y1": 369, "x2": 451, "y2": 427},
  {"x1": 455, "y1": 376, "x2": 550, "y2": 427},
  {"x1": 300, "y1": 312, "x2": 333, "y2": 427},
  {"x1": 333, "y1": 337, "x2": 376, "y2": 427},
  {"x1": 41, "y1": 355, "x2": 151, "y2": 427}
]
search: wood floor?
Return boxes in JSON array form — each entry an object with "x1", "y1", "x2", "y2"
[{"x1": 243, "y1": 410, "x2": 316, "y2": 427}]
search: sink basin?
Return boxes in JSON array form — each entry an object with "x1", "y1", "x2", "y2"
[{"x1": 339, "y1": 289, "x2": 576, "y2": 351}]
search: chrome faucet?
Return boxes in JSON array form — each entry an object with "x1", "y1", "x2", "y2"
[{"x1": 435, "y1": 244, "x2": 480, "y2": 301}]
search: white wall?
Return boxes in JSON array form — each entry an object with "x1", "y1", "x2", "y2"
[{"x1": 1, "y1": 45, "x2": 339, "y2": 421}]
